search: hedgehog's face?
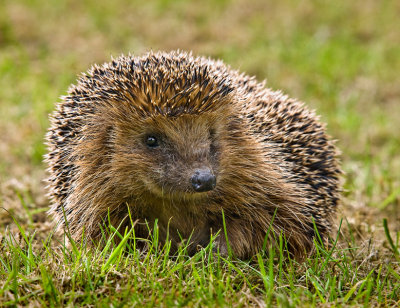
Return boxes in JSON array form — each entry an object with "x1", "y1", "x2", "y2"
[{"x1": 112, "y1": 113, "x2": 225, "y2": 199}]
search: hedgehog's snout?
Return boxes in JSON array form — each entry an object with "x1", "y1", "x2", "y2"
[{"x1": 190, "y1": 168, "x2": 216, "y2": 192}]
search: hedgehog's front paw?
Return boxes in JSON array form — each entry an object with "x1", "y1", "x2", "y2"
[{"x1": 212, "y1": 236, "x2": 229, "y2": 257}]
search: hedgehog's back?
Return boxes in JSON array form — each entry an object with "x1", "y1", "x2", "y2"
[{"x1": 235, "y1": 77, "x2": 342, "y2": 233}]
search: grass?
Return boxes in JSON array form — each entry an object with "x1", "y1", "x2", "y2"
[
  {"x1": 1, "y1": 0, "x2": 399, "y2": 306},
  {"x1": 0, "y1": 216, "x2": 398, "y2": 306}
]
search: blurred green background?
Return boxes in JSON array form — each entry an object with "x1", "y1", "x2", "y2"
[{"x1": 0, "y1": 0, "x2": 399, "y2": 213}]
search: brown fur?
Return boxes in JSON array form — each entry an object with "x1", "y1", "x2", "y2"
[{"x1": 46, "y1": 51, "x2": 342, "y2": 259}]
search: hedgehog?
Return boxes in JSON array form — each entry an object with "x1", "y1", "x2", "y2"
[{"x1": 46, "y1": 50, "x2": 341, "y2": 259}]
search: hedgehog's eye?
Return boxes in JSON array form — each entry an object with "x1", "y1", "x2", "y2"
[{"x1": 145, "y1": 135, "x2": 159, "y2": 148}]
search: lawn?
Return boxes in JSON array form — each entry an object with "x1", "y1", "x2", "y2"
[{"x1": 0, "y1": 0, "x2": 399, "y2": 306}]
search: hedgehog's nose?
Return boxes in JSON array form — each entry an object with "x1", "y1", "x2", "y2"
[{"x1": 191, "y1": 169, "x2": 216, "y2": 192}]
